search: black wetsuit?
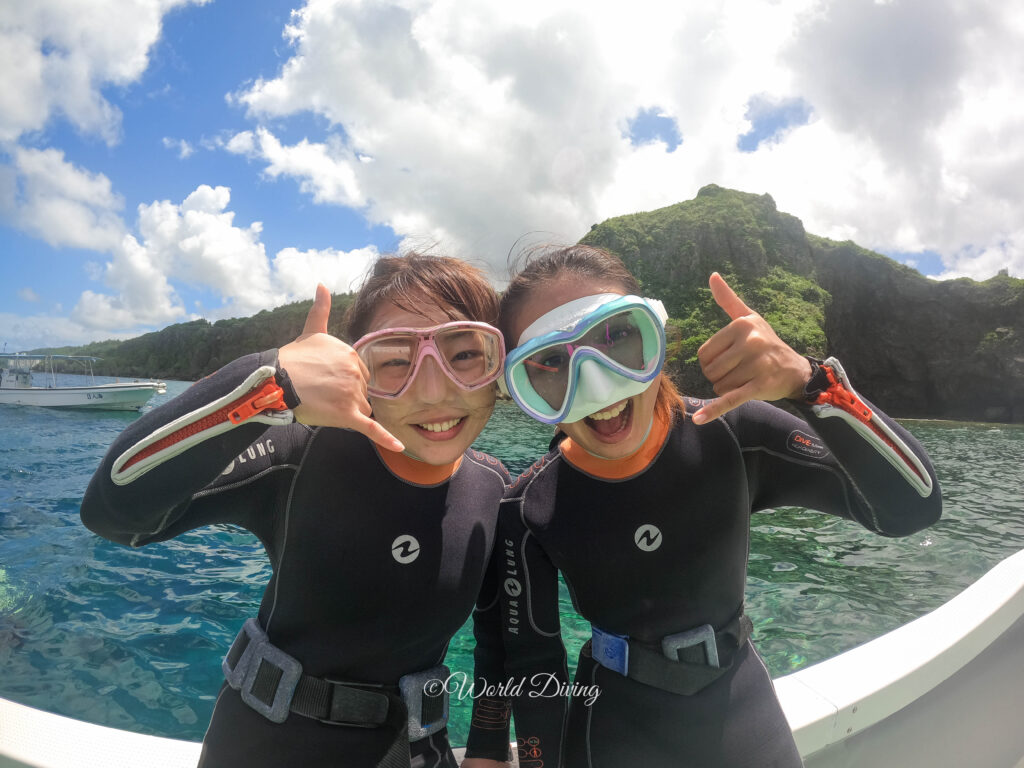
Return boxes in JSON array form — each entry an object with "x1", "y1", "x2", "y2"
[
  {"x1": 80, "y1": 352, "x2": 513, "y2": 767},
  {"x1": 492, "y1": 394, "x2": 941, "y2": 768}
]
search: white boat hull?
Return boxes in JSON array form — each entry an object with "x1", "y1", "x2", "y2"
[
  {"x1": 0, "y1": 382, "x2": 164, "y2": 411},
  {"x1": 2, "y1": 548, "x2": 1023, "y2": 768}
]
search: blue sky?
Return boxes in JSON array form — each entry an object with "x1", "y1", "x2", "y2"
[{"x1": 2, "y1": 0, "x2": 1022, "y2": 351}]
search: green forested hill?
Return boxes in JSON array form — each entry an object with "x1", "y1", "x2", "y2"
[
  {"x1": 32, "y1": 186, "x2": 1024, "y2": 422},
  {"x1": 32, "y1": 294, "x2": 355, "y2": 381},
  {"x1": 582, "y1": 185, "x2": 1023, "y2": 423}
]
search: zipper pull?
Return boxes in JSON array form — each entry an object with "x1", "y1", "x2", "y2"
[{"x1": 228, "y1": 381, "x2": 288, "y2": 424}]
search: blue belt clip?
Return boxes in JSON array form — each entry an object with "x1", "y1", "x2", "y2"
[{"x1": 591, "y1": 625, "x2": 629, "y2": 675}]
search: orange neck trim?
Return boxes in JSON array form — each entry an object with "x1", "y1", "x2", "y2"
[
  {"x1": 560, "y1": 409, "x2": 672, "y2": 481},
  {"x1": 376, "y1": 447, "x2": 461, "y2": 486}
]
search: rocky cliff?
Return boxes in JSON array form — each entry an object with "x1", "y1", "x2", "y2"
[{"x1": 581, "y1": 185, "x2": 1024, "y2": 423}]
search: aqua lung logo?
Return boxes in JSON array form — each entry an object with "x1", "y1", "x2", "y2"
[
  {"x1": 391, "y1": 535, "x2": 420, "y2": 564},
  {"x1": 634, "y1": 524, "x2": 662, "y2": 551},
  {"x1": 503, "y1": 538, "x2": 521, "y2": 635},
  {"x1": 221, "y1": 439, "x2": 276, "y2": 475}
]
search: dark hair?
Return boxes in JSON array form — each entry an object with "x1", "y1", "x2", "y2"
[
  {"x1": 498, "y1": 245, "x2": 640, "y2": 347},
  {"x1": 499, "y1": 244, "x2": 684, "y2": 422},
  {"x1": 344, "y1": 253, "x2": 499, "y2": 342}
]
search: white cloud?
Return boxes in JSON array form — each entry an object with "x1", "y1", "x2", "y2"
[
  {"x1": 72, "y1": 233, "x2": 186, "y2": 330},
  {"x1": 224, "y1": 0, "x2": 1024, "y2": 279},
  {"x1": 0, "y1": 0, "x2": 210, "y2": 144},
  {"x1": 68, "y1": 183, "x2": 382, "y2": 334},
  {"x1": 227, "y1": 128, "x2": 364, "y2": 207},
  {"x1": 273, "y1": 245, "x2": 380, "y2": 297},
  {"x1": 0, "y1": 147, "x2": 125, "y2": 251},
  {"x1": 934, "y1": 235, "x2": 1024, "y2": 281},
  {"x1": 0, "y1": 311, "x2": 139, "y2": 352},
  {"x1": 162, "y1": 137, "x2": 195, "y2": 159},
  {"x1": 2, "y1": 179, "x2": 384, "y2": 347}
]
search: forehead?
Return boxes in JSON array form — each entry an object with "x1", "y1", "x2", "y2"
[
  {"x1": 367, "y1": 300, "x2": 464, "y2": 333},
  {"x1": 511, "y1": 277, "x2": 625, "y2": 344}
]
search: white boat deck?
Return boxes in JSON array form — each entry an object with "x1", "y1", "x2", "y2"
[{"x1": 3, "y1": 548, "x2": 1024, "y2": 768}]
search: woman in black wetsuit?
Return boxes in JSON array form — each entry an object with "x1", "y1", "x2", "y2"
[
  {"x1": 482, "y1": 246, "x2": 941, "y2": 768},
  {"x1": 81, "y1": 254, "x2": 514, "y2": 768}
]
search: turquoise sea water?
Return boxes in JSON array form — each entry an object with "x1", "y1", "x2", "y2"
[{"x1": 1, "y1": 375, "x2": 1023, "y2": 746}]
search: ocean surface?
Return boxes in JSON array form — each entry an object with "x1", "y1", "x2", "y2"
[{"x1": 1, "y1": 374, "x2": 1023, "y2": 747}]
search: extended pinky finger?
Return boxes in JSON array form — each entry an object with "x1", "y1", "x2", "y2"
[
  {"x1": 354, "y1": 414, "x2": 405, "y2": 453},
  {"x1": 691, "y1": 382, "x2": 758, "y2": 425}
]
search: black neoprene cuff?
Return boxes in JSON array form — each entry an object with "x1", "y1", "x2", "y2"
[
  {"x1": 270, "y1": 351, "x2": 302, "y2": 409},
  {"x1": 800, "y1": 356, "x2": 831, "y2": 402}
]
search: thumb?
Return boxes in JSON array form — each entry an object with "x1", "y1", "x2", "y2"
[
  {"x1": 301, "y1": 283, "x2": 331, "y2": 336},
  {"x1": 709, "y1": 272, "x2": 753, "y2": 321}
]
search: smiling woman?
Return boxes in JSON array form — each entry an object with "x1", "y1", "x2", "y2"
[
  {"x1": 78, "y1": 252, "x2": 514, "y2": 768},
  {"x1": 486, "y1": 244, "x2": 942, "y2": 768}
]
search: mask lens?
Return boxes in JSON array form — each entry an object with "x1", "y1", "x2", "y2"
[
  {"x1": 360, "y1": 336, "x2": 417, "y2": 396},
  {"x1": 577, "y1": 310, "x2": 646, "y2": 370},
  {"x1": 524, "y1": 345, "x2": 574, "y2": 410},
  {"x1": 435, "y1": 327, "x2": 502, "y2": 388}
]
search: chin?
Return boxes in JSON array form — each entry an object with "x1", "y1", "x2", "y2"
[
  {"x1": 410, "y1": 442, "x2": 468, "y2": 466},
  {"x1": 587, "y1": 434, "x2": 644, "y2": 461},
  {"x1": 567, "y1": 395, "x2": 654, "y2": 460}
]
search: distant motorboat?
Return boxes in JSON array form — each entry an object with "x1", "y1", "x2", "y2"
[{"x1": 0, "y1": 353, "x2": 166, "y2": 411}]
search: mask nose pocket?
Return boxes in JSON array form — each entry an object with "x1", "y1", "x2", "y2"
[{"x1": 577, "y1": 359, "x2": 618, "y2": 403}]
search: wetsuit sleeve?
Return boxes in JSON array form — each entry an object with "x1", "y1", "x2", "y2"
[
  {"x1": 80, "y1": 351, "x2": 302, "y2": 547},
  {"x1": 463, "y1": 548, "x2": 513, "y2": 761},
  {"x1": 500, "y1": 483, "x2": 569, "y2": 768},
  {"x1": 725, "y1": 359, "x2": 941, "y2": 536}
]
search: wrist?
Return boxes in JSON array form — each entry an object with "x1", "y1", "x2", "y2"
[
  {"x1": 798, "y1": 356, "x2": 834, "y2": 403},
  {"x1": 785, "y1": 354, "x2": 817, "y2": 400},
  {"x1": 271, "y1": 350, "x2": 302, "y2": 409}
]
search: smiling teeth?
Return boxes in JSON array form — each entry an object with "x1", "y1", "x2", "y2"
[
  {"x1": 419, "y1": 417, "x2": 463, "y2": 432},
  {"x1": 588, "y1": 401, "x2": 628, "y2": 421}
]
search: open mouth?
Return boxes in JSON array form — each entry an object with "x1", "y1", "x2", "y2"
[
  {"x1": 583, "y1": 399, "x2": 633, "y2": 442},
  {"x1": 414, "y1": 416, "x2": 465, "y2": 440}
]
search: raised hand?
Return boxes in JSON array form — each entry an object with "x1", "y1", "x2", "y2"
[
  {"x1": 278, "y1": 284, "x2": 405, "y2": 452},
  {"x1": 692, "y1": 273, "x2": 812, "y2": 425}
]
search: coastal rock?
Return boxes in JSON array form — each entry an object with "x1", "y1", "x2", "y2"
[{"x1": 582, "y1": 186, "x2": 1024, "y2": 423}]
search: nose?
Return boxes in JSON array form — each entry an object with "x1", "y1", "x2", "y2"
[{"x1": 410, "y1": 355, "x2": 451, "y2": 404}]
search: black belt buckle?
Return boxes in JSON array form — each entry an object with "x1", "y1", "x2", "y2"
[
  {"x1": 222, "y1": 618, "x2": 260, "y2": 690},
  {"x1": 399, "y1": 664, "x2": 450, "y2": 740},
  {"x1": 320, "y1": 681, "x2": 391, "y2": 728},
  {"x1": 238, "y1": 635, "x2": 303, "y2": 722},
  {"x1": 661, "y1": 623, "x2": 720, "y2": 668}
]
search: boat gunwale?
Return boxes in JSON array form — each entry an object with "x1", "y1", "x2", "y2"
[{"x1": 1, "y1": 548, "x2": 1023, "y2": 767}]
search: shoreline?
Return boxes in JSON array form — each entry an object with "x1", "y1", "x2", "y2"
[{"x1": 897, "y1": 416, "x2": 1024, "y2": 428}]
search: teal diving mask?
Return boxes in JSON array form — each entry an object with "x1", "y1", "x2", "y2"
[{"x1": 505, "y1": 294, "x2": 668, "y2": 424}]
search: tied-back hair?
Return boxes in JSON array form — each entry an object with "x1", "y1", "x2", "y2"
[
  {"x1": 499, "y1": 244, "x2": 685, "y2": 423},
  {"x1": 344, "y1": 252, "x2": 499, "y2": 342}
]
